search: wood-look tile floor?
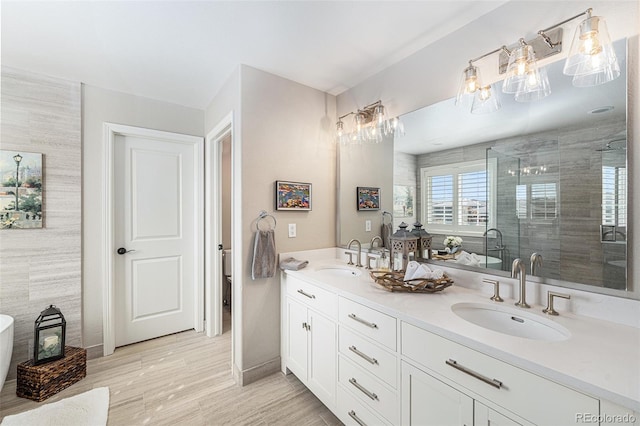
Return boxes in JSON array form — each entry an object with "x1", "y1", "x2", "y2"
[{"x1": 0, "y1": 311, "x2": 342, "y2": 426}]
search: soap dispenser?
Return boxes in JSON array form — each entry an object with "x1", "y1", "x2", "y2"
[{"x1": 376, "y1": 249, "x2": 391, "y2": 271}]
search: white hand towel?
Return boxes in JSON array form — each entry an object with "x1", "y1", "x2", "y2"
[{"x1": 403, "y1": 261, "x2": 421, "y2": 281}]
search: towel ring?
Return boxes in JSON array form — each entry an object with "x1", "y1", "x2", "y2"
[
  {"x1": 256, "y1": 210, "x2": 277, "y2": 231},
  {"x1": 382, "y1": 211, "x2": 393, "y2": 224}
]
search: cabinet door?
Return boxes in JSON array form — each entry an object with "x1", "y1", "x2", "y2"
[
  {"x1": 286, "y1": 298, "x2": 308, "y2": 379},
  {"x1": 475, "y1": 402, "x2": 523, "y2": 426},
  {"x1": 402, "y1": 361, "x2": 473, "y2": 426},
  {"x1": 308, "y1": 310, "x2": 337, "y2": 407}
]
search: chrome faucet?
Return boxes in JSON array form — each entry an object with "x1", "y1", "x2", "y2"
[
  {"x1": 347, "y1": 239, "x2": 363, "y2": 267},
  {"x1": 511, "y1": 258, "x2": 530, "y2": 308},
  {"x1": 370, "y1": 236, "x2": 383, "y2": 251},
  {"x1": 483, "y1": 228, "x2": 503, "y2": 249},
  {"x1": 530, "y1": 253, "x2": 543, "y2": 276}
]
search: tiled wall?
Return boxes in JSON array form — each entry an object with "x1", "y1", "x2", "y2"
[{"x1": 0, "y1": 67, "x2": 82, "y2": 378}]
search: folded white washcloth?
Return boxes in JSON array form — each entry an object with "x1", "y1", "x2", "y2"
[
  {"x1": 403, "y1": 261, "x2": 444, "y2": 281},
  {"x1": 454, "y1": 250, "x2": 480, "y2": 267}
]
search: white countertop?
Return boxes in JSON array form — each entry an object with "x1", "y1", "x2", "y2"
[{"x1": 284, "y1": 258, "x2": 640, "y2": 412}]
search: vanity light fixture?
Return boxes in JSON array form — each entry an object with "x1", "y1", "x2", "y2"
[
  {"x1": 336, "y1": 100, "x2": 403, "y2": 145},
  {"x1": 471, "y1": 84, "x2": 502, "y2": 114},
  {"x1": 563, "y1": 10, "x2": 620, "y2": 87},
  {"x1": 502, "y1": 40, "x2": 551, "y2": 102},
  {"x1": 455, "y1": 7, "x2": 619, "y2": 113}
]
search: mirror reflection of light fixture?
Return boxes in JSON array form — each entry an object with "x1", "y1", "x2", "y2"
[
  {"x1": 336, "y1": 100, "x2": 403, "y2": 145},
  {"x1": 455, "y1": 7, "x2": 619, "y2": 113},
  {"x1": 563, "y1": 10, "x2": 619, "y2": 87}
]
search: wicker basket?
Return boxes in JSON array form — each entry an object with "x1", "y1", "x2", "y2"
[
  {"x1": 16, "y1": 346, "x2": 86, "y2": 402},
  {"x1": 370, "y1": 270, "x2": 453, "y2": 293}
]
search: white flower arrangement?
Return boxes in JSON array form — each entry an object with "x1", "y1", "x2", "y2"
[{"x1": 443, "y1": 236, "x2": 463, "y2": 248}]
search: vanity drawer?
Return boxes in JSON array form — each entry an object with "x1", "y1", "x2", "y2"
[
  {"x1": 338, "y1": 355, "x2": 399, "y2": 424},
  {"x1": 339, "y1": 297, "x2": 396, "y2": 350},
  {"x1": 339, "y1": 326, "x2": 397, "y2": 388},
  {"x1": 401, "y1": 322, "x2": 598, "y2": 425},
  {"x1": 337, "y1": 384, "x2": 392, "y2": 426},
  {"x1": 286, "y1": 275, "x2": 337, "y2": 319}
]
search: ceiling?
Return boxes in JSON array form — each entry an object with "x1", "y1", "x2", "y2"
[{"x1": 0, "y1": 1, "x2": 509, "y2": 110}]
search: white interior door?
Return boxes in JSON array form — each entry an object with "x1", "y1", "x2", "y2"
[{"x1": 114, "y1": 133, "x2": 198, "y2": 347}]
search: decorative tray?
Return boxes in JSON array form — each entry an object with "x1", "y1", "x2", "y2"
[{"x1": 369, "y1": 270, "x2": 453, "y2": 293}]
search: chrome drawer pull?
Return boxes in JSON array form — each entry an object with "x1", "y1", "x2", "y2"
[
  {"x1": 348, "y1": 313, "x2": 378, "y2": 329},
  {"x1": 297, "y1": 289, "x2": 316, "y2": 299},
  {"x1": 348, "y1": 410, "x2": 367, "y2": 426},
  {"x1": 349, "y1": 345, "x2": 378, "y2": 365},
  {"x1": 445, "y1": 359, "x2": 502, "y2": 389},
  {"x1": 349, "y1": 378, "x2": 379, "y2": 401}
]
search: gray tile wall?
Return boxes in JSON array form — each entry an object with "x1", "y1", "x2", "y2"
[{"x1": 0, "y1": 67, "x2": 81, "y2": 379}]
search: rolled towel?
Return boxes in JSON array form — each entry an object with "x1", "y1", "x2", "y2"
[
  {"x1": 279, "y1": 257, "x2": 309, "y2": 271},
  {"x1": 454, "y1": 250, "x2": 480, "y2": 267},
  {"x1": 403, "y1": 261, "x2": 422, "y2": 281},
  {"x1": 404, "y1": 261, "x2": 444, "y2": 281}
]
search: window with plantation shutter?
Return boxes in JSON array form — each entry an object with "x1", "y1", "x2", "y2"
[
  {"x1": 602, "y1": 165, "x2": 627, "y2": 227},
  {"x1": 515, "y1": 182, "x2": 557, "y2": 221},
  {"x1": 421, "y1": 159, "x2": 495, "y2": 235}
]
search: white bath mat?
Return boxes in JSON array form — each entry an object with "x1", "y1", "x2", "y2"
[{"x1": 1, "y1": 387, "x2": 109, "y2": 426}]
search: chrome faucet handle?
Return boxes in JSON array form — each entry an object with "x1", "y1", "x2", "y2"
[
  {"x1": 365, "y1": 255, "x2": 376, "y2": 270},
  {"x1": 482, "y1": 278, "x2": 503, "y2": 302},
  {"x1": 543, "y1": 291, "x2": 571, "y2": 316},
  {"x1": 345, "y1": 251, "x2": 355, "y2": 266}
]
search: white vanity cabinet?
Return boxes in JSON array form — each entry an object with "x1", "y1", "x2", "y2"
[
  {"x1": 336, "y1": 297, "x2": 400, "y2": 425},
  {"x1": 282, "y1": 275, "x2": 337, "y2": 410},
  {"x1": 281, "y1": 266, "x2": 636, "y2": 426},
  {"x1": 402, "y1": 321, "x2": 599, "y2": 425}
]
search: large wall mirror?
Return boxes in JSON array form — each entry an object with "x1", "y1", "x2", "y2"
[{"x1": 338, "y1": 39, "x2": 633, "y2": 299}]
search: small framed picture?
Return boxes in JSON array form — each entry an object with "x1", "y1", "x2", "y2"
[
  {"x1": 276, "y1": 181, "x2": 312, "y2": 211},
  {"x1": 357, "y1": 187, "x2": 380, "y2": 211}
]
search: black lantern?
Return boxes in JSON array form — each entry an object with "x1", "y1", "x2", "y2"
[
  {"x1": 34, "y1": 305, "x2": 66, "y2": 365},
  {"x1": 411, "y1": 222, "x2": 433, "y2": 260}
]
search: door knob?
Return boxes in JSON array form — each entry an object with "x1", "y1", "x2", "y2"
[{"x1": 117, "y1": 247, "x2": 136, "y2": 255}]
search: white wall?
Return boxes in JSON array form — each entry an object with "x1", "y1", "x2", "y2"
[
  {"x1": 82, "y1": 85, "x2": 204, "y2": 352},
  {"x1": 205, "y1": 65, "x2": 336, "y2": 382},
  {"x1": 338, "y1": 0, "x2": 640, "y2": 298}
]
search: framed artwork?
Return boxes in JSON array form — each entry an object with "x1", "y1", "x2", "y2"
[
  {"x1": 1, "y1": 150, "x2": 43, "y2": 229},
  {"x1": 357, "y1": 187, "x2": 380, "y2": 211},
  {"x1": 276, "y1": 181, "x2": 312, "y2": 211}
]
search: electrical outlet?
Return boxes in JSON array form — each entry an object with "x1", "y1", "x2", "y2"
[
  {"x1": 288, "y1": 223, "x2": 297, "y2": 238},
  {"x1": 365, "y1": 220, "x2": 372, "y2": 232}
]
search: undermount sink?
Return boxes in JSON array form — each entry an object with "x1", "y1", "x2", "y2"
[
  {"x1": 451, "y1": 302, "x2": 571, "y2": 341},
  {"x1": 313, "y1": 266, "x2": 362, "y2": 278}
]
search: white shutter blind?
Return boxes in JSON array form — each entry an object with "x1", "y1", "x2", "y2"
[
  {"x1": 530, "y1": 183, "x2": 557, "y2": 220},
  {"x1": 602, "y1": 166, "x2": 627, "y2": 226},
  {"x1": 427, "y1": 175, "x2": 453, "y2": 225},
  {"x1": 458, "y1": 171, "x2": 487, "y2": 225}
]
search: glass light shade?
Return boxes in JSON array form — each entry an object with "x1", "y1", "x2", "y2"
[
  {"x1": 563, "y1": 16, "x2": 619, "y2": 86},
  {"x1": 373, "y1": 104, "x2": 392, "y2": 136},
  {"x1": 456, "y1": 64, "x2": 481, "y2": 107},
  {"x1": 471, "y1": 85, "x2": 501, "y2": 114},
  {"x1": 502, "y1": 44, "x2": 537, "y2": 94},
  {"x1": 514, "y1": 66, "x2": 551, "y2": 102},
  {"x1": 390, "y1": 117, "x2": 405, "y2": 137}
]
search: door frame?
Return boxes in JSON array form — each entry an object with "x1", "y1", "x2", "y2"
[
  {"x1": 205, "y1": 113, "x2": 233, "y2": 337},
  {"x1": 102, "y1": 123, "x2": 204, "y2": 356}
]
